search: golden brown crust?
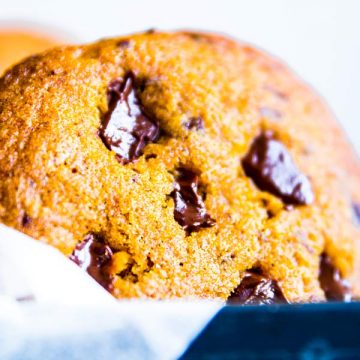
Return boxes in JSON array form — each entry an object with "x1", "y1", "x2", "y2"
[{"x1": 0, "y1": 30, "x2": 359, "y2": 301}]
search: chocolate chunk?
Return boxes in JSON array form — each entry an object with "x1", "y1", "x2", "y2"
[
  {"x1": 228, "y1": 269, "x2": 288, "y2": 305},
  {"x1": 352, "y1": 203, "x2": 360, "y2": 225},
  {"x1": 319, "y1": 253, "x2": 352, "y2": 302},
  {"x1": 183, "y1": 117, "x2": 204, "y2": 131},
  {"x1": 69, "y1": 234, "x2": 114, "y2": 291},
  {"x1": 242, "y1": 132, "x2": 314, "y2": 205},
  {"x1": 21, "y1": 213, "x2": 31, "y2": 227},
  {"x1": 145, "y1": 28, "x2": 157, "y2": 34},
  {"x1": 99, "y1": 72, "x2": 159, "y2": 164},
  {"x1": 171, "y1": 168, "x2": 215, "y2": 234},
  {"x1": 187, "y1": 33, "x2": 204, "y2": 41},
  {"x1": 117, "y1": 39, "x2": 131, "y2": 48}
]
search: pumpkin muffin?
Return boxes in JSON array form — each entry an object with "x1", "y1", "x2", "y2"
[{"x1": 0, "y1": 30, "x2": 359, "y2": 303}]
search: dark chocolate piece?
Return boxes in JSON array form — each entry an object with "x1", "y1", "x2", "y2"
[
  {"x1": 242, "y1": 132, "x2": 314, "y2": 205},
  {"x1": 187, "y1": 33, "x2": 204, "y2": 41},
  {"x1": 21, "y1": 213, "x2": 31, "y2": 227},
  {"x1": 99, "y1": 72, "x2": 159, "y2": 164},
  {"x1": 352, "y1": 203, "x2": 360, "y2": 226},
  {"x1": 145, "y1": 28, "x2": 157, "y2": 34},
  {"x1": 319, "y1": 253, "x2": 352, "y2": 302},
  {"x1": 171, "y1": 168, "x2": 215, "y2": 234},
  {"x1": 69, "y1": 234, "x2": 114, "y2": 291},
  {"x1": 117, "y1": 40, "x2": 131, "y2": 48},
  {"x1": 228, "y1": 269, "x2": 288, "y2": 305},
  {"x1": 183, "y1": 117, "x2": 204, "y2": 131}
]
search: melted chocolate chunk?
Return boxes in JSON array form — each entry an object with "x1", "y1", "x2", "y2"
[
  {"x1": 352, "y1": 203, "x2": 360, "y2": 226},
  {"x1": 117, "y1": 39, "x2": 131, "y2": 48},
  {"x1": 228, "y1": 269, "x2": 287, "y2": 305},
  {"x1": 171, "y1": 168, "x2": 215, "y2": 234},
  {"x1": 183, "y1": 117, "x2": 204, "y2": 131},
  {"x1": 21, "y1": 213, "x2": 31, "y2": 227},
  {"x1": 99, "y1": 73, "x2": 159, "y2": 164},
  {"x1": 242, "y1": 132, "x2": 314, "y2": 205},
  {"x1": 69, "y1": 234, "x2": 114, "y2": 291},
  {"x1": 319, "y1": 253, "x2": 352, "y2": 302}
]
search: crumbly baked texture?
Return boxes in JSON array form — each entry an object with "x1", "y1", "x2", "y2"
[{"x1": 0, "y1": 30, "x2": 359, "y2": 302}]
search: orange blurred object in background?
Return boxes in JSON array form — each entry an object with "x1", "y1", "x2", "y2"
[{"x1": 0, "y1": 29, "x2": 61, "y2": 74}]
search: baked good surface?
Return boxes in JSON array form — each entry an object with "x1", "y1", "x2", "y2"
[{"x1": 0, "y1": 30, "x2": 359, "y2": 302}]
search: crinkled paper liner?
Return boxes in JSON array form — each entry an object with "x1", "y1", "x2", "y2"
[{"x1": 0, "y1": 225, "x2": 222, "y2": 360}]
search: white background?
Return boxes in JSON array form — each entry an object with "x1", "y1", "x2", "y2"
[{"x1": 1, "y1": 0, "x2": 359, "y2": 153}]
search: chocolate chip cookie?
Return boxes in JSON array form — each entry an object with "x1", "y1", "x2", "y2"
[{"x1": 0, "y1": 31, "x2": 359, "y2": 302}]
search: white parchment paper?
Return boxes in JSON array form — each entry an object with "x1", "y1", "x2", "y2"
[{"x1": 0, "y1": 225, "x2": 222, "y2": 360}]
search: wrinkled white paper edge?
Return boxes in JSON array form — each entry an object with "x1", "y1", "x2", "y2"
[{"x1": 0, "y1": 225, "x2": 222, "y2": 359}]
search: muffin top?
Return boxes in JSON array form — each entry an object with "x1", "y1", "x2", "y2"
[{"x1": 0, "y1": 30, "x2": 359, "y2": 302}]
